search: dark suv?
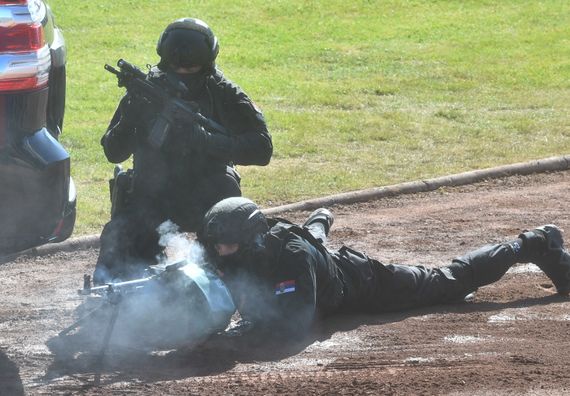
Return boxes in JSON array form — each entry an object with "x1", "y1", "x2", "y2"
[{"x1": 0, "y1": 0, "x2": 76, "y2": 255}]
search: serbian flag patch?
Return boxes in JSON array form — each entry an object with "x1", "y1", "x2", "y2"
[{"x1": 275, "y1": 280, "x2": 296, "y2": 295}]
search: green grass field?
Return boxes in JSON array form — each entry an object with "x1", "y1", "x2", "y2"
[{"x1": 48, "y1": 0, "x2": 570, "y2": 235}]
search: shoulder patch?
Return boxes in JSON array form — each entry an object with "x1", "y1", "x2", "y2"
[
  {"x1": 246, "y1": 100, "x2": 265, "y2": 123},
  {"x1": 275, "y1": 280, "x2": 296, "y2": 295},
  {"x1": 236, "y1": 99, "x2": 265, "y2": 123}
]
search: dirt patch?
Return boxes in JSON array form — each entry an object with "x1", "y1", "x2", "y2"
[{"x1": 1, "y1": 170, "x2": 570, "y2": 395}]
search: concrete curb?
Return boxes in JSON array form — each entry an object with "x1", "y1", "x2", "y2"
[
  {"x1": 1, "y1": 235, "x2": 101, "y2": 264},
  {"x1": 14, "y1": 154, "x2": 570, "y2": 259},
  {"x1": 263, "y1": 154, "x2": 570, "y2": 215}
]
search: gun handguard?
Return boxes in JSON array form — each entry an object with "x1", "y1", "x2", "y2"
[{"x1": 79, "y1": 260, "x2": 188, "y2": 297}]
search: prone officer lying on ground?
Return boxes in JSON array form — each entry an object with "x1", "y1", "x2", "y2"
[{"x1": 198, "y1": 197, "x2": 570, "y2": 340}]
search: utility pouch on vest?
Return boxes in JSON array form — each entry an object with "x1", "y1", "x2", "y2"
[
  {"x1": 148, "y1": 112, "x2": 172, "y2": 150},
  {"x1": 109, "y1": 165, "x2": 134, "y2": 219}
]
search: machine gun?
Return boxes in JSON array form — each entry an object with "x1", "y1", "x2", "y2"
[
  {"x1": 104, "y1": 59, "x2": 229, "y2": 149},
  {"x1": 78, "y1": 259, "x2": 187, "y2": 300},
  {"x1": 60, "y1": 259, "x2": 236, "y2": 385},
  {"x1": 59, "y1": 260, "x2": 193, "y2": 337},
  {"x1": 65, "y1": 259, "x2": 235, "y2": 334}
]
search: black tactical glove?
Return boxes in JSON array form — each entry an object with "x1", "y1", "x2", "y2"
[
  {"x1": 186, "y1": 124, "x2": 209, "y2": 148},
  {"x1": 222, "y1": 319, "x2": 255, "y2": 338},
  {"x1": 118, "y1": 94, "x2": 144, "y2": 128},
  {"x1": 186, "y1": 125, "x2": 234, "y2": 158},
  {"x1": 193, "y1": 319, "x2": 257, "y2": 352}
]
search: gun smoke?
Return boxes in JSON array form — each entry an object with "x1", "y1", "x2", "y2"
[
  {"x1": 78, "y1": 221, "x2": 232, "y2": 351},
  {"x1": 69, "y1": 220, "x2": 291, "y2": 356}
]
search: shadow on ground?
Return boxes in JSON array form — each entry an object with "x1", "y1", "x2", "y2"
[
  {"x1": 0, "y1": 349, "x2": 24, "y2": 396},
  {"x1": 42, "y1": 291, "x2": 566, "y2": 390}
]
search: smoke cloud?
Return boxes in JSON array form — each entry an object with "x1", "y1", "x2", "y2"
[
  {"x1": 80, "y1": 221, "x2": 235, "y2": 351},
  {"x1": 156, "y1": 220, "x2": 196, "y2": 263}
]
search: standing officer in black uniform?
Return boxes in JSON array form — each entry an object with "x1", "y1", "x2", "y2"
[
  {"x1": 199, "y1": 197, "x2": 570, "y2": 339},
  {"x1": 94, "y1": 18, "x2": 272, "y2": 284}
]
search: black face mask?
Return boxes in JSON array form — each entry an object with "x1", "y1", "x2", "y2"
[
  {"x1": 167, "y1": 70, "x2": 207, "y2": 99},
  {"x1": 218, "y1": 250, "x2": 242, "y2": 267},
  {"x1": 215, "y1": 237, "x2": 270, "y2": 276},
  {"x1": 177, "y1": 72, "x2": 207, "y2": 98}
]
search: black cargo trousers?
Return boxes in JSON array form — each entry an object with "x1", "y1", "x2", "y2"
[{"x1": 335, "y1": 240, "x2": 522, "y2": 313}]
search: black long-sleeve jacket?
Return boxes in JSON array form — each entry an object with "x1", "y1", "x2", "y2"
[
  {"x1": 100, "y1": 67, "x2": 273, "y2": 224},
  {"x1": 218, "y1": 222, "x2": 347, "y2": 339},
  {"x1": 101, "y1": 67, "x2": 273, "y2": 170}
]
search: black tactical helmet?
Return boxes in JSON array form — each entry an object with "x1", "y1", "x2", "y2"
[
  {"x1": 201, "y1": 197, "x2": 269, "y2": 247},
  {"x1": 156, "y1": 18, "x2": 219, "y2": 72}
]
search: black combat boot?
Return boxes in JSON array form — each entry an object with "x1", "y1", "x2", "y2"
[
  {"x1": 519, "y1": 225, "x2": 570, "y2": 295},
  {"x1": 302, "y1": 208, "x2": 334, "y2": 243}
]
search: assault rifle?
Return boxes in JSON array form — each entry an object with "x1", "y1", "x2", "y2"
[{"x1": 104, "y1": 59, "x2": 229, "y2": 149}]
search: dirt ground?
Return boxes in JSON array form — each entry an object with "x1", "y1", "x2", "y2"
[{"x1": 1, "y1": 170, "x2": 570, "y2": 395}]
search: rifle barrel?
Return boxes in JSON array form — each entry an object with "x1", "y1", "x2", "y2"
[
  {"x1": 104, "y1": 64, "x2": 120, "y2": 75},
  {"x1": 82, "y1": 276, "x2": 155, "y2": 295}
]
